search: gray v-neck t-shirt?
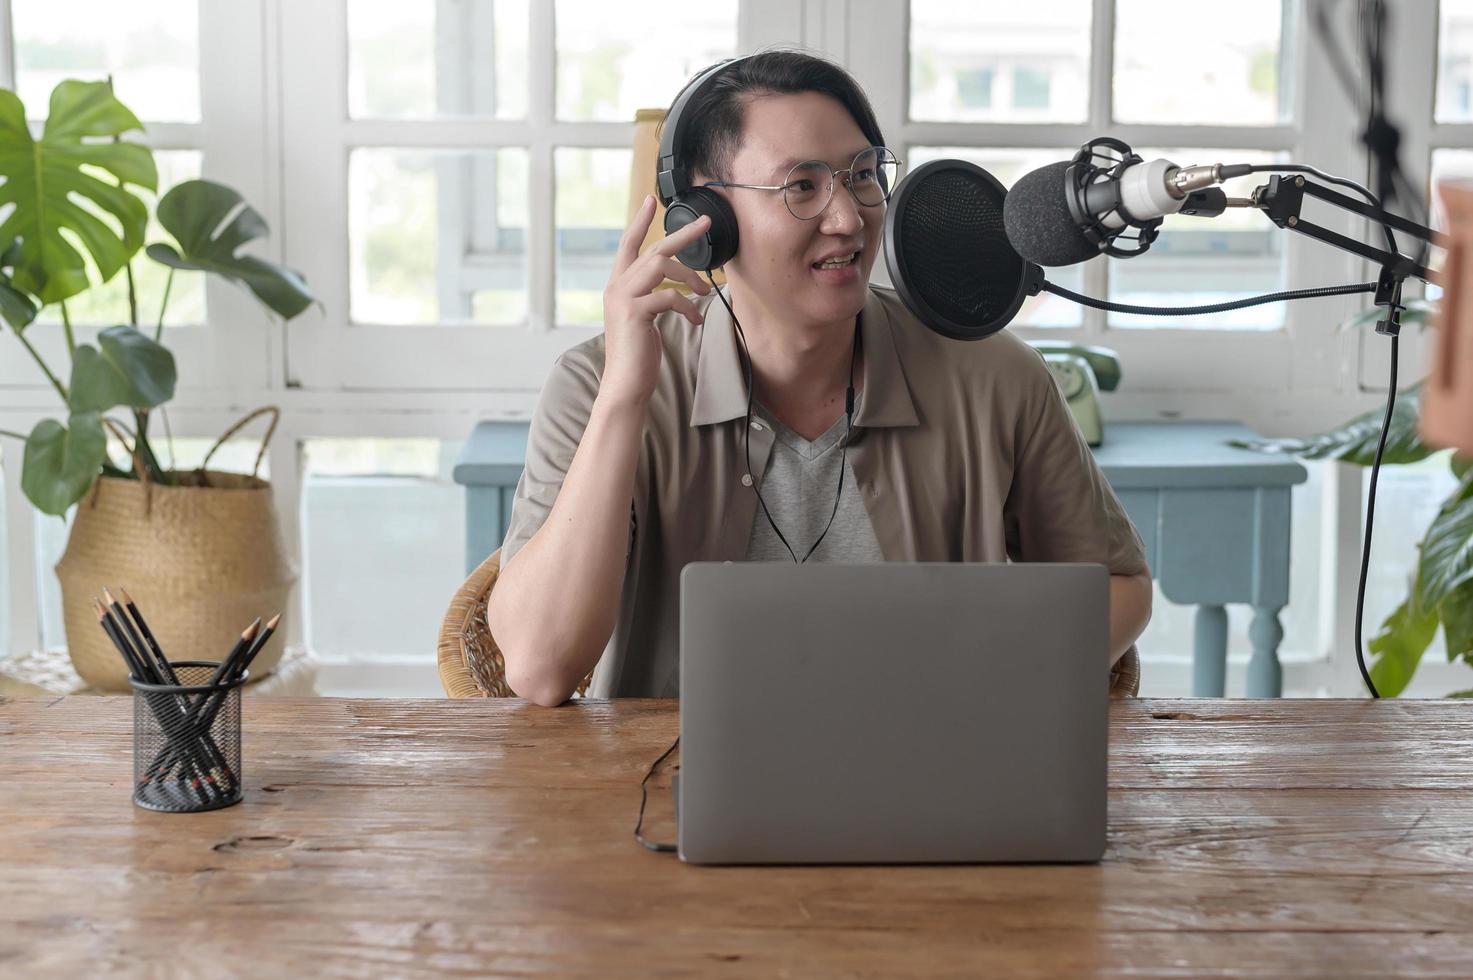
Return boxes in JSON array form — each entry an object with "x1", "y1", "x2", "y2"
[{"x1": 743, "y1": 399, "x2": 886, "y2": 564}]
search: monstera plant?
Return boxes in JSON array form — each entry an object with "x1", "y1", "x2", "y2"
[
  {"x1": 1232, "y1": 299, "x2": 1473, "y2": 697},
  {"x1": 0, "y1": 78, "x2": 316, "y2": 515}
]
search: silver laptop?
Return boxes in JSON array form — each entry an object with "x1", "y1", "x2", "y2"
[{"x1": 677, "y1": 562, "x2": 1110, "y2": 865}]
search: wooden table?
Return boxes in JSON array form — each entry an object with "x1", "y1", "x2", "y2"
[{"x1": 4, "y1": 697, "x2": 1471, "y2": 977}]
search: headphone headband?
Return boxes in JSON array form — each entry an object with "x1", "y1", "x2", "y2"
[{"x1": 656, "y1": 57, "x2": 750, "y2": 205}]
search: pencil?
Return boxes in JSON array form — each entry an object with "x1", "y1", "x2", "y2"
[
  {"x1": 102, "y1": 590, "x2": 161, "y2": 685},
  {"x1": 116, "y1": 587, "x2": 180, "y2": 686},
  {"x1": 190, "y1": 614, "x2": 281, "y2": 744},
  {"x1": 96, "y1": 602, "x2": 213, "y2": 804},
  {"x1": 232, "y1": 613, "x2": 281, "y2": 681}
]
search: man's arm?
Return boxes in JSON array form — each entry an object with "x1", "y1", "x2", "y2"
[
  {"x1": 490, "y1": 203, "x2": 714, "y2": 707},
  {"x1": 1108, "y1": 567, "x2": 1153, "y2": 666},
  {"x1": 489, "y1": 393, "x2": 646, "y2": 707}
]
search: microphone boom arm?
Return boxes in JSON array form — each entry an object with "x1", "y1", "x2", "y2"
[{"x1": 1253, "y1": 173, "x2": 1448, "y2": 332}]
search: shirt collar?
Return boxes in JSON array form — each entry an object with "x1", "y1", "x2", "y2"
[{"x1": 689, "y1": 286, "x2": 920, "y2": 429}]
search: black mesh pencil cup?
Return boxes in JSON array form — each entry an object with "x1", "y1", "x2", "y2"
[{"x1": 129, "y1": 661, "x2": 248, "y2": 812}]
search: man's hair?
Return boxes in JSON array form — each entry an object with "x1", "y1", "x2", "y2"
[{"x1": 659, "y1": 48, "x2": 886, "y2": 189}]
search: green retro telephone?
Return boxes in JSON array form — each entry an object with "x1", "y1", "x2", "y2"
[{"x1": 1026, "y1": 342, "x2": 1121, "y2": 448}]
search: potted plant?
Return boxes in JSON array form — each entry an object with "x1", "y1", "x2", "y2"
[
  {"x1": 1232, "y1": 299, "x2": 1473, "y2": 696},
  {"x1": 0, "y1": 79, "x2": 317, "y2": 690}
]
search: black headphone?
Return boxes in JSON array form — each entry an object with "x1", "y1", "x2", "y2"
[{"x1": 655, "y1": 57, "x2": 750, "y2": 271}]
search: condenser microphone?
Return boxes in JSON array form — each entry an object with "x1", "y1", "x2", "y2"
[{"x1": 1002, "y1": 137, "x2": 1251, "y2": 267}]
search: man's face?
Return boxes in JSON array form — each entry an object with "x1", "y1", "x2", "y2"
[{"x1": 701, "y1": 90, "x2": 884, "y2": 328}]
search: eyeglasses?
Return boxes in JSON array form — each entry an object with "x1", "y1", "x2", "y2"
[{"x1": 700, "y1": 146, "x2": 903, "y2": 221}]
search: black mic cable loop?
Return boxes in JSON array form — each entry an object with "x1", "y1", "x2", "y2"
[{"x1": 1038, "y1": 280, "x2": 1379, "y2": 318}]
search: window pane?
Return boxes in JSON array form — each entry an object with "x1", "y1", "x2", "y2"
[
  {"x1": 1438, "y1": 0, "x2": 1473, "y2": 123},
  {"x1": 347, "y1": 0, "x2": 528, "y2": 119},
  {"x1": 33, "y1": 151, "x2": 207, "y2": 329},
  {"x1": 1114, "y1": 0, "x2": 1288, "y2": 125},
  {"x1": 13, "y1": 0, "x2": 200, "y2": 122},
  {"x1": 349, "y1": 148, "x2": 529, "y2": 325},
  {"x1": 556, "y1": 147, "x2": 630, "y2": 325},
  {"x1": 554, "y1": 0, "x2": 738, "y2": 121},
  {"x1": 909, "y1": 1, "x2": 1091, "y2": 123},
  {"x1": 908, "y1": 146, "x2": 1085, "y2": 328},
  {"x1": 1108, "y1": 149, "x2": 1286, "y2": 330},
  {"x1": 302, "y1": 439, "x2": 464, "y2": 666}
]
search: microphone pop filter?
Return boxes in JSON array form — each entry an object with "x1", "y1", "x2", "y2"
[
  {"x1": 882, "y1": 159, "x2": 1037, "y2": 341},
  {"x1": 1002, "y1": 160, "x2": 1100, "y2": 267}
]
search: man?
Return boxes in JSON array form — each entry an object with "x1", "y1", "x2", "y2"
[{"x1": 489, "y1": 50, "x2": 1152, "y2": 706}]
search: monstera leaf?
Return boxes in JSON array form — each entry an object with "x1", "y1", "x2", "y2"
[
  {"x1": 1367, "y1": 596, "x2": 1440, "y2": 697},
  {"x1": 147, "y1": 179, "x2": 316, "y2": 319},
  {"x1": 1227, "y1": 382, "x2": 1433, "y2": 467},
  {"x1": 0, "y1": 80, "x2": 157, "y2": 304},
  {"x1": 0, "y1": 239, "x2": 37, "y2": 330},
  {"x1": 68, "y1": 325, "x2": 176, "y2": 414},
  {"x1": 1417, "y1": 472, "x2": 1473, "y2": 623},
  {"x1": 22, "y1": 413, "x2": 107, "y2": 516}
]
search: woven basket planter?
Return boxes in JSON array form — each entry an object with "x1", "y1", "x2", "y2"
[
  {"x1": 55, "y1": 409, "x2": 296, "y2": 691},
  {"x1": 56, "y1": 471, "x2": 297, "y2": 691}
]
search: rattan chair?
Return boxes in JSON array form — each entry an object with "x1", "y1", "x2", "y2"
[
  {"x1": 438, "y1": 548, "x2": 1141, "y2": 698},
  {"x1": 437, "y1": 548, "x2": 594, "y2": 698}
]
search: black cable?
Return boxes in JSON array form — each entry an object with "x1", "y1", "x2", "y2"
[
  {"x1": 1310, "y1": 0, "x2": 1426, "y2": 697},
  {"x1": 634, "y1": 734, "x2": 681, "y2": 852},
  {"x1": 705, "y1": 271, "x2": 858, "y2": 564},
  {"x1": 1040, "y1": 280, "x2": 1378, "y2": 316},
  {"x1": 1352, "y1": 333, "x2": 1400, "y2": 701}
]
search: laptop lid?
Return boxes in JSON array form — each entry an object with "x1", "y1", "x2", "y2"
[{"x1": 678, "y1": 562, "x2": 1110, "y2": 865}]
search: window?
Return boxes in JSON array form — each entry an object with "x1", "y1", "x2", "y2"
[
  {"x1": 902, "y1": 0, "x2": 1301, "y2": 336},
  {"x1": 301, "y1": 439, "x2": 462, "y2": 670},
  {"x1": 281, "y1": 0, "x2": 739, "y2": 389},
  {"x1": 12, "y1": 0, "x2": 200, "y2": 122},
  {"x1": 347, "y1": 1, "x2": 530, "y2": 120},
  {"x1": 956, "y1": 68, "x2": 993, "y2": 110},
  {"x1": 1113, "y1": 0, "x2": 1289, "y2": 125},
  {"x1": 1437, "y1": 0, "x2": 1473, "y2": 123},
  {"x1": 555, "y1": 147, "x2": 632, "y2": 324},
  {"x1": 1012, "y1": 68, "x2": 1051, "y2": 111},
  {"x1": 908, "y1": 1, "x2": 1090, "y2": 123},
  {"x1": 348, "y1": 148, "x2": 530, "y2": 325},
  {"x1": 554, "y1": 1, "x2": 738, "y2": 122}
]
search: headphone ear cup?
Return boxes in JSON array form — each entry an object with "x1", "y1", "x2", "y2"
[{"x1": 664, "y1": 188, "x2": 739, "y2": 271}]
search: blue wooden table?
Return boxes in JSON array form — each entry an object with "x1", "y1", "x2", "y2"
[
  {"x1": 453, "y1": 419, "x2": 1307, "y2": 697},
  {"x1": 1090, "y1": 422, "x2": 1307, "y2": 698}
]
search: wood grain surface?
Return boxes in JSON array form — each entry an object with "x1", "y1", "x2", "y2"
[{"x1": 3, "y1": 696, "x2": 1472, "y2": 978}]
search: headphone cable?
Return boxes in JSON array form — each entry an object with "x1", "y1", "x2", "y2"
[{"x1": 706, "y1": 271, "x2": 858, "y2": 563}]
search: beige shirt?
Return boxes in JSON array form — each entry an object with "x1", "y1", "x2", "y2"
[{"x1": 501, "y1": 284, "x2": 1148, "y2": 698}]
